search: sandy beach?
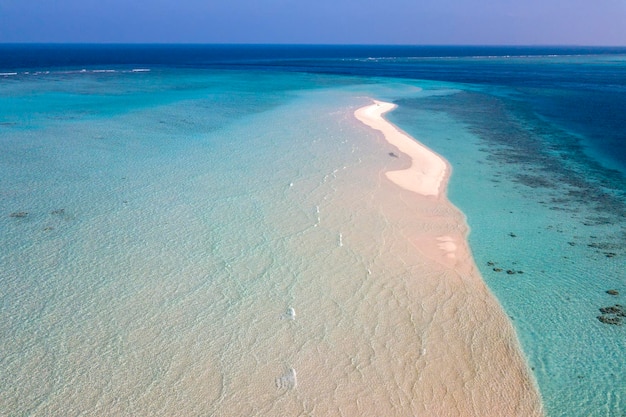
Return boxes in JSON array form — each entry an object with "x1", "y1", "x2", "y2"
[
  {"x1": 353, "y1": 100, "x2": 544, "y2": 416},
  {"x1": 355, "y1": 101, "x2": 448, "y2": 198}
]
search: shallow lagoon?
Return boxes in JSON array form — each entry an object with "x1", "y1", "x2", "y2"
[{"x1": 1, "y1": 47, "x2": 625, "y2": 416}]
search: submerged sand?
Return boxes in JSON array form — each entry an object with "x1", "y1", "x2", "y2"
[
  {"x1": 214, "y1": 100, "x2": 545, "y2": 416},
  {"x1": 353, "y1": 100, "x2": 544, "y2": 416},
  {"x1": 11, "y1": 98, "x2": 546, "y2": 416}
]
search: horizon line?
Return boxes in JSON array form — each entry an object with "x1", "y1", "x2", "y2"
[{"x1": 1, "y1": 42, "x2": 626, "y2": 48}]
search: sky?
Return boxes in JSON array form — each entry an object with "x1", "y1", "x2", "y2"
[{"x1": 0, "y1": 0, "x2": 625, "y2": 45}]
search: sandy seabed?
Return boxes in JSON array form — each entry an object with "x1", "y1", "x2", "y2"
[
  {"x1": 1, "y1": 98, "x2": 545, "y2": 417},
  {"x1": 199, "y1": 99, "x2": 545, "y2": 416}
]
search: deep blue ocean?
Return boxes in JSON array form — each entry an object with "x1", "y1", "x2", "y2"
[
  {"x1": 1, "y1": 45, "x2": 625, "y2": 416},
  {"x1": 3, "y1": 44, "x2": 625, "y2": 173}
]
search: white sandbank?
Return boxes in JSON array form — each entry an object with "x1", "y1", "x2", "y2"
[
  {"x1": 354, "y1": 100, "x2": 448, "y2": 197},
  {"x1": 354, "y1": 100, "x2": 544, "y2": 416}
]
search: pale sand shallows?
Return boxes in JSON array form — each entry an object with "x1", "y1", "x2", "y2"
[
  {"x1": 355, "y1": 100, "x2": 448, "y2": 198},
  {"x1": 354, "y1": 100, "x2": 544, "y2": 416}
]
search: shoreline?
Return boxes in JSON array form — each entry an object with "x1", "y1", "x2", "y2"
[
  {"x1": 354, "y1": 100, "x2": 544, "y2": 415},
  {"x1": 354, "y1": 100, "x2": 449, "y2": 198}
]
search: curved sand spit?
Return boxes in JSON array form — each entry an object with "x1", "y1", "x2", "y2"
[
  {"x1": 355, "y1": 101, "x2": 448, "y2": 197},
  {"x1": 354, "y1": 100, "x2": 544, "y2": 416}
]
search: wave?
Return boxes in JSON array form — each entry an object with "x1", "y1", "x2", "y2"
[{"x1": 0, "y1": 68, "x2": 152, "y2": 79}]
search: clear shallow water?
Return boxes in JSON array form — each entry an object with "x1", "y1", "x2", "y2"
[
  {"x1": 1, "y1": 46, "x2": 625, "y2": 416},
  {"x1": 389, "y1": 91, "x2": 626, "y2": 415}
]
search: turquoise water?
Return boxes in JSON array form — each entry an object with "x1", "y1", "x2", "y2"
[{"x1": 1, "y1": 48, "x2": 625, "y2": 416}]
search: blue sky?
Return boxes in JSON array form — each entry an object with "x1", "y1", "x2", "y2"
[{"x1": 1, "y1": 0, "x2": 625, "y2": 45}]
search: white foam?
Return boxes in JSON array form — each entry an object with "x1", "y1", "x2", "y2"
[{"x1": 275, "y1": 368, "x2": 297, "y2": 389}]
